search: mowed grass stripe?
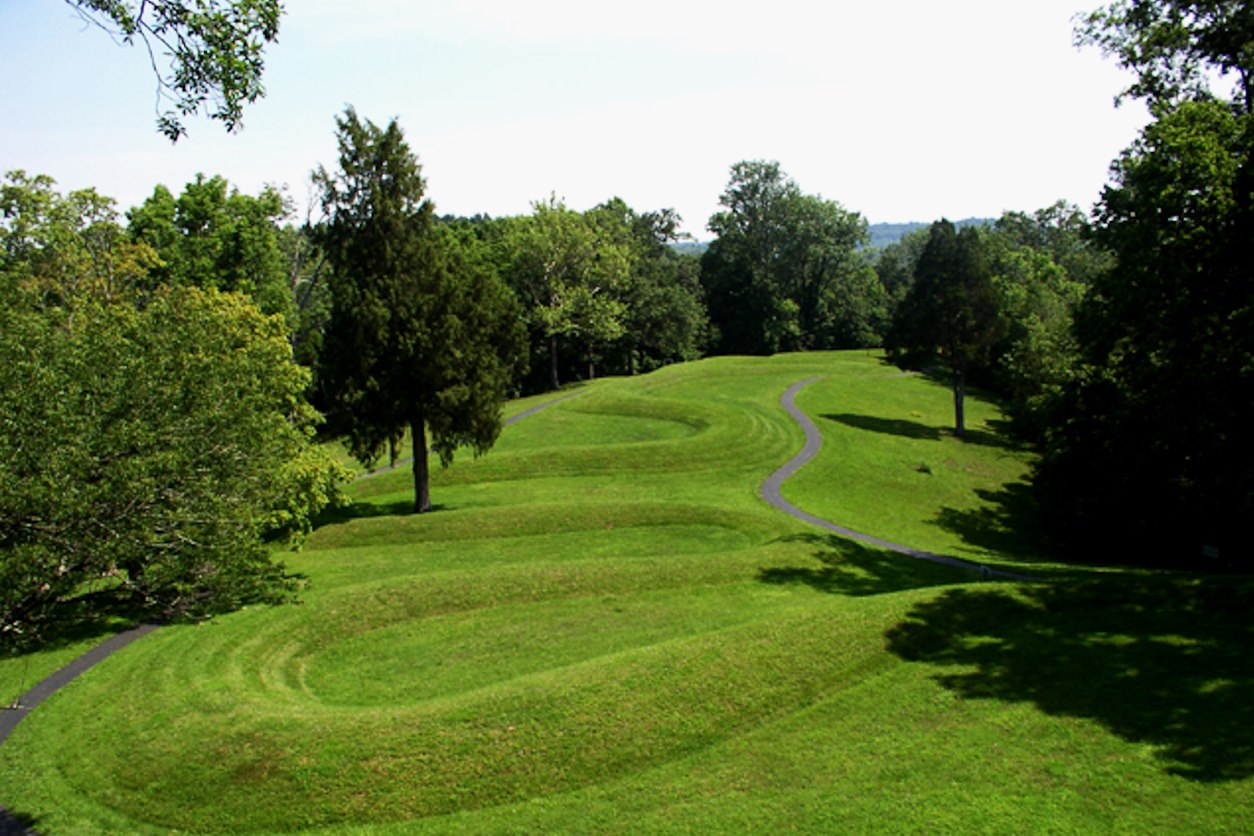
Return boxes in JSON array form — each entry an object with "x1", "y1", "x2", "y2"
[
  {"x1": 9, "y1": 595, "x2": 910, "y2": 832},
  {"x1": 2, "y1": 351, "x2": 1249, "y2": 834}
]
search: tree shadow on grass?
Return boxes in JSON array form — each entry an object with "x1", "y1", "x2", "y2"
[
  {"x1": 0, "y1": 807, "x2": 38, "y2": 836},
  {"x1": 0, "y1": 588, "x2": 160, "y2": 674},
  {"x1": 886, "y1": 575, "x2": 1254, "y2": 781},
  {"x1": 821, "y1": 413, "x2": 1021, "y2": 451},
  {"x1": 931, "y1": 480, "x2": 1053, "y2": 567},
  {"x1": 311, "y1": 500, "x2": 442, "y2": 527},
  {"x1": 758, "y1": 533, "x2": 974, "y2": 597}
]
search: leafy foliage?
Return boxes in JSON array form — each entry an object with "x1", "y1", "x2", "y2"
[
  {"x1": 1028, "y1": 1, "x2": 1254, "y2": 566},
  {"x1": 1075, "y1": 0, "x2": 1254, "y2": 111},
  {"x1": 128, "y1": 174, "x2": 293, "y2": 321},
  {"x1": 67, "y1": 0, "x2": 283, "y2": 140},
  {"x1": 703, "y1": 160, "x2": 885, "y2": 354},
  {"x1": 1035, "y1": 98, "x2": 1254, "y2": 564},
  {"x1": 985, "y1": 205, "x2": 1095, "y2": 437},
  {"x1": 0, "y1": 286, "x2": 346, "y2": 647},
  {"x1": 587, "y1": 198, "x2": 709, "y2": 375},
  {"x1": 498, "y1": 197, "x2": 630, "y2": 389},
  {"x1": 1, "y1": 170, "x2": 160, "y2": 304}
]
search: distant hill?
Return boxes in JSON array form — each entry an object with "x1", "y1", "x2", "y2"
[
  {"x1": 867, "y1": 217, "x2": 993, "y2": 250},
  {"x1": 670, "y1": 241, "x2": 709, "y2": 256},
  {"x1": 672, "y1": 219, "x2": 993, "y2": 255}
]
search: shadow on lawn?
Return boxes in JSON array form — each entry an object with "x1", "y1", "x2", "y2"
[
  {"x1": 758, "y1": 534, "x2": 972, "y2": 596},
  {"x1": 931, "y1": 480, "x2": 1053, "y2": 566},
  {"x1": 0, "y1": 589, "x2": 147, "y2": 661},
  {"x1": 312, "y1": 499, "x2": 443, "y2": 527},
  {"x1": 821, "y1": 413, "x2": 1021, "y2": 451},
  {"x1": 0, "y1": 807, "x2": 38, "y2": 836},
  {"x1": 886, "y1": 575, "x2": 1254, "y2": 782}
]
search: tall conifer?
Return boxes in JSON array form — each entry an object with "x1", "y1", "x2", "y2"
[{"x1": 314, "y1": 108, "x2": 523, "y2": 512}]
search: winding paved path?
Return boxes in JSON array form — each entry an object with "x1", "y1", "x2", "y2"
[
  {"x1": 0, "y1": 623, "x2": 161, "y2": 834},
  {"x1": 1, "y1": 380, "x2": 1028, "y2": 831},
  {"x1": 760, "y1": 377, "x2": 1033, "y2": 581}
]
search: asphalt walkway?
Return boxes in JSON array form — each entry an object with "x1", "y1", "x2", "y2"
[
  {"x1": 760, "y1": 377, "x2": 1032, "y2": 581},
  {"x1": 0, "y1": 378, "x2": 1028, "y2": 832}
]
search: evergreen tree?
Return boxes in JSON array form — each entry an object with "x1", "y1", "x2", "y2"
[
  {"x1": 886, "y1": 221, "x2": 1004, "y2": 437},
  {"x1": 314, "y1": 108, "x2": 524, "y2": 512}
]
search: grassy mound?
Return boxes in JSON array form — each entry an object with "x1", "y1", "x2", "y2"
[{"x1": 1, "y1": 352, "x2": 1250, "y2": 833}]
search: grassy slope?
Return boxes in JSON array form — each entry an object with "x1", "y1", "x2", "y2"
[
  {"x1": 783, "y1": 364, "x2": 1056, "y2": 573},
  {"x1": 1, "y1": 352, "x2": 1250, "y2": 833}
]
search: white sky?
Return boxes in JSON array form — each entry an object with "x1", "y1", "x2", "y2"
[{"x1": 1, "y1": 0, "x2": 1150, "y2": 237}]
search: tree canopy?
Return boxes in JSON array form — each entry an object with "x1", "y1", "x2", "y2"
[
  {"x1": 497, "y1": 196, "x2": 630, "y2": 390},
  {"x1": 1075, "y1": 0, "x2": 1254, "y2": 111},
  {"x1": 702, "y1": 160, "x2": 885, "y2": 354},
  {"x1": 1035, "y1": 97, "x2": 1254, "y2": 564},
  {"x1": 66, "y1": 0, "x2": 284, "y2": 140},
  {"x1": 128, "y1": 175, "x2": 293, "y2": 321},
  {"x1": 314, "y1": 108, "x2": 524, "y2": 512},
  {"x1": 886, "y1": 220, "x2": 1004, "y2": 438},
  {"x1": 0, "y1": 283, "x2": 345, "y2": 646},
  {"x1": 1025, "y1": 0, "x2": 1254, "y2": 566}
]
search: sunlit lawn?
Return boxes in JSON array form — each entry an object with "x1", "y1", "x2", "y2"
[{"x1": 1, "y1": 352, "x2": 1249, "y2": 833}]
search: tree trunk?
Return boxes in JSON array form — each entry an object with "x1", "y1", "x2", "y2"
[
  {"x1": 587, "y1": 342, "x2": 596, "y2": 381},
  {"x1": 411, "y1": 414, "x2": 432, "y2": 513},
  {"x1": 549, "y1": 334, "x2": 560, "y2": 391},
  {"x1": 952, "y1": 370, "x2": 967, "y2": 439}
]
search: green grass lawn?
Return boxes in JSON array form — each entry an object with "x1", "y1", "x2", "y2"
[{"x1": 1, "y1": 351, "x2": 1250, "y2": 833}]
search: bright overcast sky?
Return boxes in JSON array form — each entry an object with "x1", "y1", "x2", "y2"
[{"x1": 2, "y1": 0, "x2": 1150, "y2": 237}]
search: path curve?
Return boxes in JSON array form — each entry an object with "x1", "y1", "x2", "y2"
[
  {"x1": 0, "y1": 389, "x2": 586, "y2": 833},
  {"x1": 760, "y1": 377, "x2": 1033, "y2": 581}
]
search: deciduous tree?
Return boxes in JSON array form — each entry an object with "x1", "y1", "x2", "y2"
[
  {"x1": 1031, "y1": 0, "x2": 1254, "y2": 566},
  {"x1": 1035, "y1": 99, "x2": 1254, "y2": 563},
  {"x1": 128, "y1": 175, "x2": 293, "y2": 322},
  {"x1": 66, "y1": 0, "x2": 284, "y2": 140},
  {"x1": 703, "y1": 161, "x2": 884, "y2": 354},
  {"x1": 501, "y1": 197, "x2": 629, "y2": 389},
  {"x1": 587, "y1": 198, "x2": 708, "y2": 374},
  {"x1": 1, "y1": 170, "x2": 159, "y2": 304},
  {"x1": 1076, "y1": 0, "x2": 1254, "y2": 111},
  {"x1": 0, "y1": 285, "x2": 345, "y2": 645}
]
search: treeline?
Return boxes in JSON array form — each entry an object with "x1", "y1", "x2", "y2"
[
  {"x1": 5, "y1": 0, "x2": 1253, "y2": 645},
  {"x1": 3, "y1": 108, "x2": 1245, "y2": 581}
]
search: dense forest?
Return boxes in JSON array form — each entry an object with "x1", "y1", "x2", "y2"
[{"x1": 2, "y1": 0, "x2": 1251, "y2": 644}]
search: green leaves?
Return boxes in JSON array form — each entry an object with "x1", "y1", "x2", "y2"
[
  {"x1": 68, "y1": 0, "x2": 283, "y2": 140},
  {"x1": 1035, "y1": 96, "x2": 1254, "y2": 564},
  {"x1": 703, "y1": 160, "x2": 882, "y2": 354},
  {"x1": 498, "y1": 196, "x2": 632, "y2": 388},
  {"x1": 1076, "y1": 0, "x2": 1254, "y2": 111},
  {"x1": 127, "y1": 174, "x2": 293, "y2": 321},
  {"x1": 0, "y1": 287, "x2": 348, "y2": 645}
]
